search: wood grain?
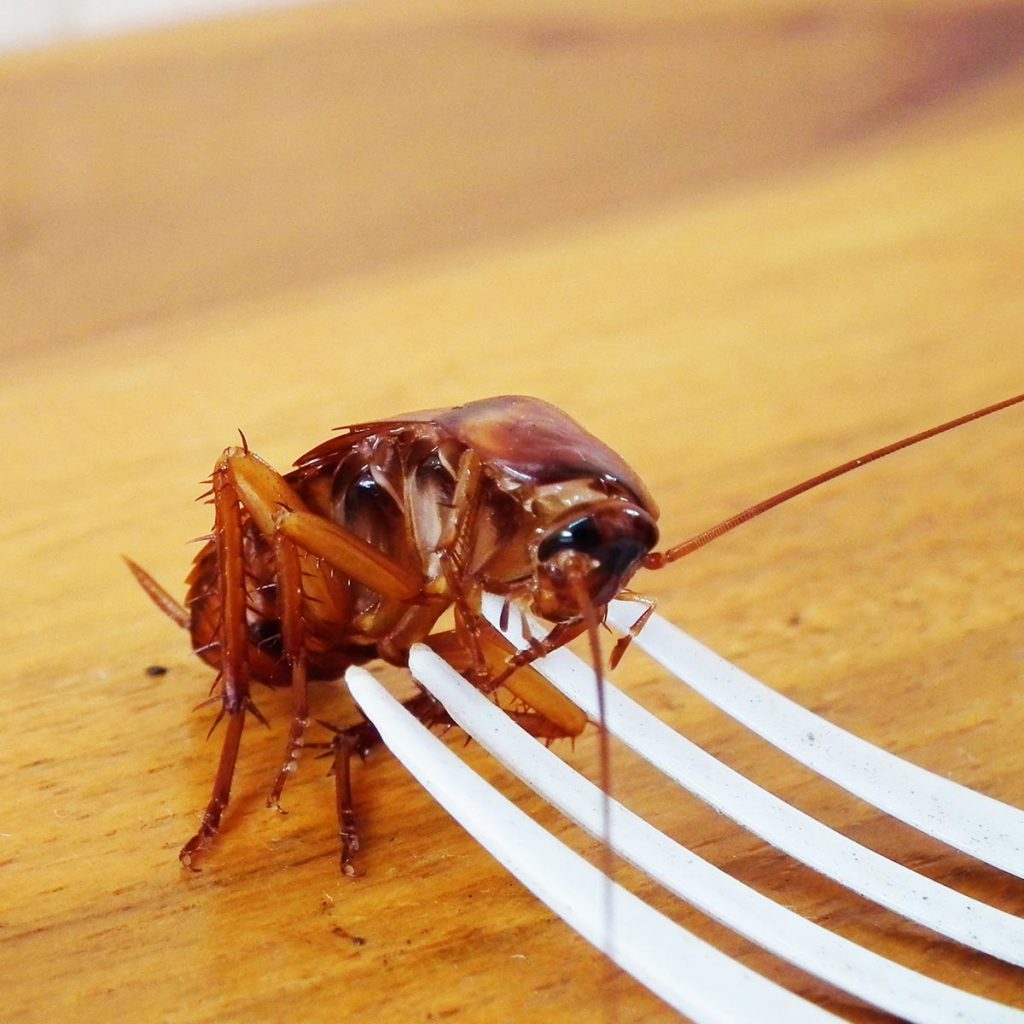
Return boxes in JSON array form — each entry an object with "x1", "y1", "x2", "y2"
[{"x1": 2, "y1": 2, "x2": 1022, "y2": 1021}]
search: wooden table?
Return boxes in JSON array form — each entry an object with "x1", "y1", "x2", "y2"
[{"x1": 3, "y1": 2, "x2": 1022, "y2": 1020}]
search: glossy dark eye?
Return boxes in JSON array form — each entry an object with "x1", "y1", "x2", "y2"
[{"x1": 537, "y1": 515, "x2": 602, "y2": 562}]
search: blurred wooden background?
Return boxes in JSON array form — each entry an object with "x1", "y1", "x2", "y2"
[{"x1": 2, "y1": 1, "x2": 1022, "y2": 1020}]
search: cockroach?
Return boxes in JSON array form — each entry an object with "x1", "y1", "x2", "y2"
[{"x1": 127, "y1": 392, "x2": 1024, "y2": 872}]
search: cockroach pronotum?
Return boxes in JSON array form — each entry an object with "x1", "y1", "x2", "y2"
[{"x1": 127, "y1": 392, "x2": 1024, "y2": 873}]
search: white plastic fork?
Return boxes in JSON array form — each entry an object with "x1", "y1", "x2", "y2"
[{"x1": 345, "y1": 606, "x2": 1024, "y2": 1022}]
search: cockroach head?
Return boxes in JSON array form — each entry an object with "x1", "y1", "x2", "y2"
[{"x1": 531, "y1": 499, "x2": 658, "y2": 621}]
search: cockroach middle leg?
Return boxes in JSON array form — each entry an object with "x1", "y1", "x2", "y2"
[
  {"x1": 331, "y1": 731, "x2": 361, "y2": 877},
  {"x1": 326, "y1": 692, "x2": 451, "y2": 876}
]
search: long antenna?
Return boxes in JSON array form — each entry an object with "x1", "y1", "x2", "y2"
[{"x1": 645, "y1": 392, "x2": 1024, "y2": 569}]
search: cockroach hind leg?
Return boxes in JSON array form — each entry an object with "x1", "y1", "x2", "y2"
[
  {"x1": 181, "y1": 690, "x2": 249, "y2": 871},
  {"x1": 179, "y1": 831, "x2": 212, "y2": 872}
]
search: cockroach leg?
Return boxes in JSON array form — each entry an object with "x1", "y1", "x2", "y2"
[
  {"x1": 331, "y1": 731, "x2": 362, "y2": 877},
  {"x1": 181, "y1": 448, "x2": 333, "y2": 865},
  {"x1": 608, "y1": 594, "x2": 656, "y2": 669},
  {"x1": 435, "y1": 450, "x2": 489, "y2": 677},
  {"x1": 266, "y1": 526, "x2": 310, "y2": 813},
  {"x1": 276, "y1": 508, "x2": 421, "y2": 602},
  {"x1": 326, "y1": 692, "x2": 452, "y2": 876},
  {"x1": 181, "y1": 710, "x2": 246, "y2": 868},
  {"x1": 493, "y1": 620, "x2": 589, "y2": 684},
  {"x1": 180, "y1": 456, "x2": 253, "y2": 869},
  {"x1": 429, "y1": 623, "x2": 589, "y2": 738}
]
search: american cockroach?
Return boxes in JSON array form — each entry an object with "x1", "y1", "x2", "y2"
[{"x1": 127, "y1": 392, "x2": 1024, "y2": 873}]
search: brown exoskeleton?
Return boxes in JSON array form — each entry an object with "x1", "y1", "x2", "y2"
[{"x1": 128, "y1": 392, "x2": 1024, "y2": 872}]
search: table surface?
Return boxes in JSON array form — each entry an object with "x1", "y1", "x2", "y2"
[{"x1": 3, "y1": 2, "x2": 1023, "y2": 1021}]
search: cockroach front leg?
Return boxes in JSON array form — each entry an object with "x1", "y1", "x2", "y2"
[
  {"x1": 608, "y1": 593, "x2": 656, "y2": 669},
  {"x1": 427, "y1": 624, "x2": 589, "y2": 739}
]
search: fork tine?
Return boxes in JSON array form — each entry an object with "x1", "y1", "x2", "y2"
[
  {"x1": 484, "y1": 598, "x2": 1024, "y2": 967},
  {"x1": 345, "y1": 663, "x2": 843, "y2": 1024},
  {"x1": 605, "y1": 601, "x2": 1024, "y2": 878},
  {"x1": 405, "y1": 645, "x2": 1024, "y2": 1023}
]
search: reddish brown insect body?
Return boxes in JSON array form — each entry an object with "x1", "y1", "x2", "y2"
[
  {"x1": 128, "y1": 392, "x2": 1024, "y2": 872},
  {"x1": 129, "y1": 396, "x2": 660, "y2": 870}
]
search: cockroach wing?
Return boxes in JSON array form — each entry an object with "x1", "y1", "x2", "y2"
[{"x1": 435, "y1": 396, "x2": 659, "y2": 516}]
